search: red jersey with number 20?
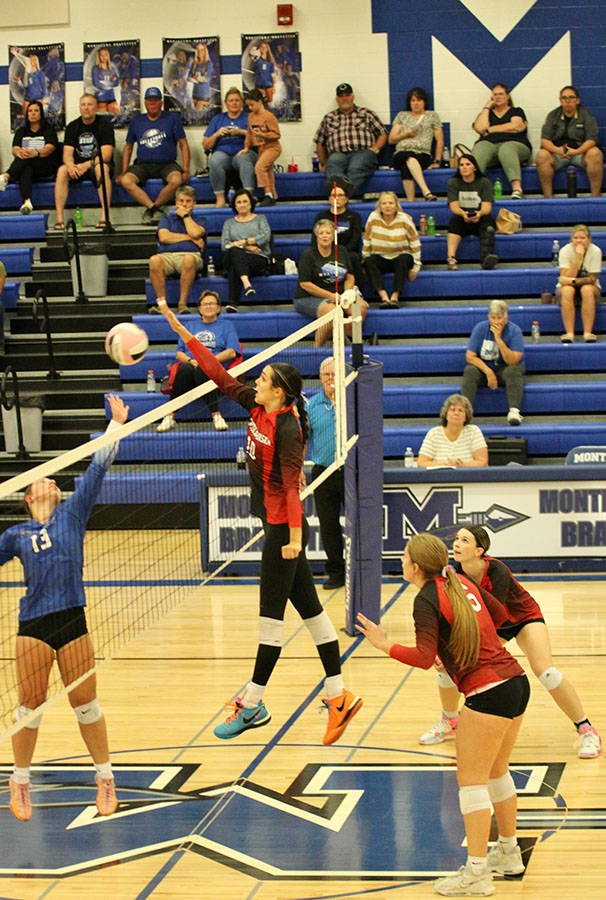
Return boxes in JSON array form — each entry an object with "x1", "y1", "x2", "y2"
[
  {"x1": 186, "y1": 336, "x2": 304, "y2": 527},
  {"x1": 389, "y1": 574, "x2": 524, "y2": 696}
]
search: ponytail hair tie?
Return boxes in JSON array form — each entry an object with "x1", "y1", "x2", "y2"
[{"x1": 441, "y1": 564, "x2": 454, "y2": 578}]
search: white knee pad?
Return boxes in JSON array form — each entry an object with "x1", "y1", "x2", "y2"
[
  {"x1": 437, "y1": 671, "x2": 457, "y2": 689},
  {"x1": 538, "y1": 666, "x2": 563, "y2": 691},
  {"x1": 74, "y1": 699, "x2": 102, "y2": 724},
  {"x1": 15, "y1": 705, "x2": 42, "y2": 730},
  {"x1": 258, "y1": 616, "x2": 284, "y2": 647},
  {"x1": 304, "y1": 610, "x2": 338, "y2": 646},
  {"x1": 488, "y1": 772, "x2": 516, "y2": 804},
  {"x1": 459, "y1": 784, "x2": 491, "y2": 816}
]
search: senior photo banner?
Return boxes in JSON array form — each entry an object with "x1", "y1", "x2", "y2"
[
  {"x1": 83, "y1": 41, "x2": 141, "y2": 128},
  {"x1": 162, "y1": 37, "x2": 221, "y2": 127},
  {"x1": 8, "y1": 43, "x2": 65, "y2": 132},
  {"x1": 241, "y1": 33, "x2": 300, "y2": 122}
]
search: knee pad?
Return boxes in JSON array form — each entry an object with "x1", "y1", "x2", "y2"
[
  {"x1": 488, "y1": 772, "x2": 516, "y2": 804},
  {"x1": 459, "y1": 784, "x2": 491, "y2": 816},
  {"x1": 538, "y1": 666, "x2": 563, "y2": 691},
  {"x1": 437, "y1": 671, "x2": 457, "y2": 689},
  {"x1": 15, "y1": 705, "x2": 43, "y2": 730},
  {"x1": 74, "y1": 699, "x2": 102, "y2": 724},
  {"x1": 258, "y1": 616, "x2": 284, "y2": 648},
  {"x1": 304, "y1": 610, "x2": 338, "y2": 646}
]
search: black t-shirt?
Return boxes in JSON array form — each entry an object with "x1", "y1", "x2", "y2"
[
  {"x1": 13, "y1": 124, "x2": 59, "y2": 157},
  {"x1": 294, "y1": 246, "x2": 352, "y2": 298},
  {"x1": 64, "y1": 116, "x2": 116, "y2": 164},
  {"x1": 312, "y1": 209, "x2": 362, "y2": 253},
  {"x1": 447, "y1": 174, "x2": 493, "y2": 212},
  {"x1": 477, "y1": 106, "x2": 531, "y2": 149}
]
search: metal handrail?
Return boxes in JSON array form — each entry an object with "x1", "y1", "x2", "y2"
[
  {"x1": 32, "y1": 288, "x2": 59, "y2": 380},
  {"x1": 94, "y1": 145, "x2": 114, "y2": 235},
  {"x1": 63, "y1": 218, "x2": 87, "y2": 303},
  {"x1": 0, "y1": 365, "x2": 28, "y2": 458}
]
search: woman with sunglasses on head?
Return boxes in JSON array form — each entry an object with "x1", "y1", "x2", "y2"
[
  {"x1": 156, "y1": 299, "x2": 362, "y2": 746},
  {"x1": 357, "y1": 532, "x2": 530, "y2": 896},
  {"x1": 418, "y1": 525, "x2": 602, "y2": 760},
  {"x1": 472, "y1": 83, "x2": 531, "y2": 200}
]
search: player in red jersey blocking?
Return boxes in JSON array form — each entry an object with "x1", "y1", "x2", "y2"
[{"x1": 157, "y1": 299, "x2": 362, "y2": 745}]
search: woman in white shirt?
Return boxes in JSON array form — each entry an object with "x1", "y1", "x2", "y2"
[
  {"x1": 417, "y1": 394, "x2": 488, "y2": 468},
  {"x1": 557, "y1": 224, "x2": 602, "y2": 343}
]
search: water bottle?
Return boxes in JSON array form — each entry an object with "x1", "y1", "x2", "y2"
[
  {"x1": 419, "y1": 214, "x2": 427, "y2": 236},
  {"x1": 567, "y1": 167, "x2": 577, "y2": 198},
  {"x1": 493, "y1": 179, "x2": 502, "y2": 200},
  {"x1": 551, "y1": 239, "x2": 560, "y2": 266},
  {"x1": 207, "y1": 255, "x2": 215, "y2": 277},
  {"x1": 531, "y1": 321, "x2": 540, "y2": 344},
  {"x1": 441, "y1": 146, "x2": 450, "y2": 167},
  {"x1": 404, "y1": 446, "x2": 415, "y2": 468},
  {"x1": 427, "y1": 214, "x2": 436, "y2": 236},
  {"x1": 146, "y1": 369, "x2": 156, "y2": 392},
  {"x1": 312, "y1": 154, "x2": 320, "y2": 172},
  {"x1": 236, "y1": 446, "x2": 246, "y2": 470},
  {"x1": 74, "y1": 206, "x2": 83, "y2": 229}
]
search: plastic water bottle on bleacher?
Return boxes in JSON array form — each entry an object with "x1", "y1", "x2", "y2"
[
  {"x1": 146, "y1": 370, "x2": 156, "y2": 392},
  {"x1": 404, "y1": 447, "x2": 416, "y2": 468},
  {"x1": 312, "y1": 154, "x2": 320, "y2": 172},
  {"x1": 207, "y1": 255, "x2": 215, "y2": 277},
  {"x1": 236, "y1": 446, "x2": 247, "y2": 470},
  {"x1": 493, "y1": 179, "x2": 502, "y2": 200},
  {"x1": 551, "y1": 239, "x2": 560, "y2": 266},
  {"x1": 427, "y1": 215, "x2": 436, "y2": 235},
  {"x1": 419, "y1": 214, "x2": 427, "y2": 235},
  {"x1": 531, "y1": 321, "x2": 540, "y2": 344},
  {"x1": 74, "y1": 206, "x2": 83, "y2": 229}
]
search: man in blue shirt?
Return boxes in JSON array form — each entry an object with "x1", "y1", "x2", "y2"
[
  {"x1": 117, "y1": 86, "x2": 190, "y2": 224},
  {"x1": 307, "y1": 358, "x2": 345, "y2": 589},
  {"x1": 461, "y1": 299, "x2": 526, "y2": 425},
  {"x1": 148, "y1": 184, "x2": 206, "y2": 315}
]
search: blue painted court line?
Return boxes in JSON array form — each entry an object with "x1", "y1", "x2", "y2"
[
  {"x1": 133, "y1": 849, "x2": 187, "y2": 900},
  {"x1": 289, "y1": 883, "x2": 425, "y2": 900}
]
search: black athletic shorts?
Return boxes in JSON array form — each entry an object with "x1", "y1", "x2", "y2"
[
  {"x1": 18, "y1": 607, "x2": 89, "y2": 652},
  {"x1": 127, "y1": 161, "x2": 183, "y2": 185},
  {"x1": 464, "y1": 674, "x2": 530, "y2": 719},
  {"x1": 497, "y1": 617, "x2": 545, "y2": 643}
]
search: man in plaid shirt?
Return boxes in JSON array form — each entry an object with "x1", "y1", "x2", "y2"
[{"x1": 314, "y1": 83, "x2": 387, "y2": 196}]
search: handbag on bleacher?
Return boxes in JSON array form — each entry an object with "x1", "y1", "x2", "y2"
[
  {"x1": 496, "y1": 208, "x2": 522, "y2": 234},
  {"x1": 449, "y1": 143, "x2": 473, "y2": 167}
]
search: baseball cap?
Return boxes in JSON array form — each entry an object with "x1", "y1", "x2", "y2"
[
  {"x1": 145, "y1": 87, "x2": 162, "y2": 99},
  {"x1": 336, "y1": 83, "x2": 353, "y2": 95}
]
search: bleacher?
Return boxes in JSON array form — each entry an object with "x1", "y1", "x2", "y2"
[{"x1": 1, "y1": 163, "x2": 605, "y2": 482}]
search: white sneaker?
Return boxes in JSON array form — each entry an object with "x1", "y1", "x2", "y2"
[
  {"x1": 507, "y1": 407, "x2": 523, "y2": 426},
  {"x1": 213, "y1": 413, "x2": 228, "y2": 431},
  {"x1": 0, "y1": 175, "x2": 7, "y2": 192},
  {"x1": 575, "y1": 724, "x2": 602, "y2": 758},
  {"x1": 487, "y1": 842, "x2": 525, "y2": 875},
  {"x1": 156, "y1": 414, "x2": 176, "y2": 433},
  {"x1": 418, "y1": 714, "x2": 458, "y2": 745},
  {"x1": 20, "y1": 199, "x2": 33, "y2": 214},
  {"x1": 434, "y1": 863, "x2": 494, "y2": 896}
]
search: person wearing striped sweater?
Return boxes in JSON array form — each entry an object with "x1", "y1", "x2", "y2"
[{"x1": 362, "y1": 192, "x2": 421, "y2": 307}]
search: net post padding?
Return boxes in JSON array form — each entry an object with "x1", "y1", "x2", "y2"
[{"x1": 344, "y1": 359, "x2": 383, "y2": 636}]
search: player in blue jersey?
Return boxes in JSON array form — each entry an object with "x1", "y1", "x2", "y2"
[{"x1": 0, "y1": 394, "x2": 128, "y2": 822}]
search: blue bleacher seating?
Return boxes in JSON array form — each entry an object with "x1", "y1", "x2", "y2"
[
  {"x1": 0, "y1": 247, "x2": 34, "y2": 275},
  {"x1": 0, "y1": 213, "x2": 49, "y2": 241},
  {"x1": 1, "y1": 282, "x2": 21, "y2": 310}
]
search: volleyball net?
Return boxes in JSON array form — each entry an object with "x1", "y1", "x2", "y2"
[{"x1": 0, "y1": 304, "x2": 362, "y2": 745}]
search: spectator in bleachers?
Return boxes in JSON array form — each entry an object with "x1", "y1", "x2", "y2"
[
  {"x1": 242, "y1": 90, "x2": 281, "y2": 206},
  {"x1": 461, "y1": 300, "x2": 525, "y2": 426},
  {"x1": 116, "y1": 86, "x2": 190, "y2": 225},
  {"x1": 362, "y1": 191, "x2": 421, "y2": 308},
  {"x1": 313, "y1": 83, "x2": 387, "y2": 197},
  {"x1": 536, "y1": 86, "x2": 603, "y2": 198},
  {"x1": 417, "y1": 394, "x2": 488, "y2": 468},
  {"x1": 156, "y1": 289, "x2": 240, "y2": 433},
  {"x1": 148, "y1": 185, "x2": 205, "y2": 315},
  {"x1": 446, "y1": 153, "x2": 498, "y2": 270},
  {"x1": 557, "y1": 224, "x2": 601, "y2": 342},
  {"x1": 312, "y1": 176, "x2": 364, "y2": 287},
  {"x1": 0, "y1": 260, "x2": 6, "y2": 354},
  {"x1": 388, "y1": 87, "x2": 443, "y2": 201},
  {"x1": 53, "y1": 94, "x2": 115, "y2": 231},
  {"x1": 91, "y1": 47, "x2": 120, "y2": 115},
  {"x1": 471, "y1": 83, "x2": 531, "y2": 200},
  {"x1": 202, "y1": 88, "x2": 254, "y2": 208},
  {"x1": 221, "y1": 188, "x2": 272, "y2": 313},
  {"x1": 294, "y1": 219, "x2": 367, "y2": 347},
  {"x1": 0, "y1": 100, "x2": 59, "y2": 215}
]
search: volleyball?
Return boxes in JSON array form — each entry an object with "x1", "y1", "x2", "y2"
[
  {"x1": 105, "y1": 323, "x2": 149, "y2": 365},
  {"x1": 249, "y1": 46, "x2": 261, "y2": 61}
]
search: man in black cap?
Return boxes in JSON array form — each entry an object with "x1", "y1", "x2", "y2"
[
  {"x1": 117, "y1": 86, "x2": 191, "y2": 224},
  {"x1": 313, "y1": 84, "x2": 386, "y2": 195}
]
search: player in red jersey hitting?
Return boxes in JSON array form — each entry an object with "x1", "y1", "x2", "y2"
[{"x1": 157, "y1": 299, "x2": 362, "y2": 745}]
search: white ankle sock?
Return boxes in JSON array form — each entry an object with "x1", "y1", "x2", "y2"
[
  {"x1": 94, "y1": 761, "x2": 113, "y2": 780},
  {"x1": 13, "y1": 766, "x2": 30, "y2": 784},
  {"x1": 241, "y1": 681, "x2": 264, "y2": 707},
  {"x1": 468, "y1": 856, "x2": 487, "y2": 874},
  {"x1": 497, "y1": 835, "x2": 518, "y2": 852},
  {"x1": 324, "y1": 675, "x2": 344, "y2": 699}
]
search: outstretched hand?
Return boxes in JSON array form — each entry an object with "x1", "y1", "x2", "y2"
[
  {"x1": 107, "y1": 393, "x2": 129, "y2": 424},
  {"x1": 355, "y1": 613, "x2": 391, "y2": 654}
]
